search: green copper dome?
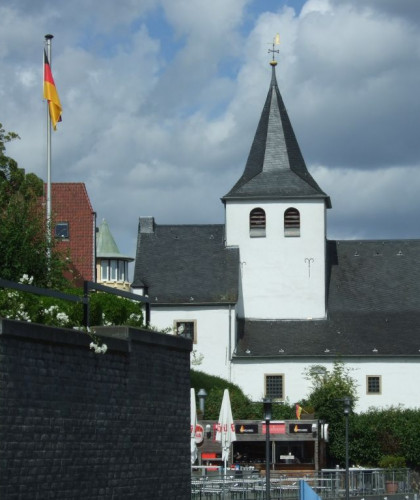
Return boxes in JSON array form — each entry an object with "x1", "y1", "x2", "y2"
[{"x1": 96, "y1": 219, "x2": 133, "y2": 261}]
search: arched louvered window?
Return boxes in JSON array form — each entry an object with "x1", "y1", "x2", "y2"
[
  {"x1": 249, "y1": 208, "x2": 266, "y2": 237},
  {"x1": 284, "y1": 207, "x2": 300, "y2": 237}
]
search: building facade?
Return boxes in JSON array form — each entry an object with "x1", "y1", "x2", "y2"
[
  {"x1": 132, "y1": 62, "x2": 420, "y2": 412},
  {"x1": 48, "y1": 182, "x2": 96, "y2": 284}
]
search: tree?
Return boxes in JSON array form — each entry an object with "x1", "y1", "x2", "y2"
[
  {"x1": 0, "y1": 123, "x2": 67, "y2": 287},
  {"x1": 302, "y1": 361, "x2": 358, "y2": 465}
]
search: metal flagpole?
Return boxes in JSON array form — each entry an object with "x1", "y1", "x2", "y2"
[{"x1": 45, "y1": 34, "x2": 53, "y2": 259}]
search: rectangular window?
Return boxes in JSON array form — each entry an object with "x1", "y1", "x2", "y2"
[
  {"x1": 265, "y1": 374, "x2": 284, "y2": 400},
  {"x1": 110, "y1": 260, "x2": 118, "y2": 281},
  {"x1": 174, "y1": 320, "x2": 197, "y2": 344},
  {"x1": 118, "y1": 261, "x2": 126, "y2": 282},
  {"x1": 55, "y1": 222, "x2": 69, "y2": 239},
  {"x1": 101, "y1": 260, "x2": 109, "y2": 281},
  {"x1": 367, "y1": 376, "x2": 381, "y2": 394}
]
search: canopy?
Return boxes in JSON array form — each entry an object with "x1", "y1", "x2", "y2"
[
  {"x1": 215, "y1": 389, "x2": 236, "y2": 474},
  {"x1": 190, "y1": 388, "x2": 198, "y2": 465}
]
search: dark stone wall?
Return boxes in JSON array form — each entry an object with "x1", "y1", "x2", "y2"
[{"x1": 0, "y1": 320, "x2": 191, "y2": 500}]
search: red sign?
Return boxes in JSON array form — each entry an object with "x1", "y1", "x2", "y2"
[
  {"x1": 194, "y1": 424, "x2": 204, "y2": 444},
  {"x1": 262, "y1": 422, "x2": 286, "y2": 434}
]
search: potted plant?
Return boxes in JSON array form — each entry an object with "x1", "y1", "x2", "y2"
[{"x1": 379, "y1": 455, "x2": 407, "y2": 493}]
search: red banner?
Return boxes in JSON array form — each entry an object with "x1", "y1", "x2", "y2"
[{"x1": 262, "y1": 422, "x2": 286, "y2": 434}]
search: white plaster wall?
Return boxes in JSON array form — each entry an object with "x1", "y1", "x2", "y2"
[
  {"x1": 225, "y1": 199, "x2": 326, "y2": 319},
  {"x1": 231, "y1": 358, "x2": 420, "y2": 412},
  {"x1": 148, "y1": 305, "x2": 235, "y2": 381}
]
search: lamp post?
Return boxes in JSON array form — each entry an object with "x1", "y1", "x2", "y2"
[
  {"x1": 343, "y1": 396, "x2": 351, "y2": 500},
  {"x1": 263, "y1": 398, "x2": 272, "y2": 500},
  {"x1": 197, "y1": 388, "x2": 207, "y2": 418}
]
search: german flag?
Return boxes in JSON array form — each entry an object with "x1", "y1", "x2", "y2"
[{"x1": 43, "y1": 50, "x2": 62, "y2": 130}]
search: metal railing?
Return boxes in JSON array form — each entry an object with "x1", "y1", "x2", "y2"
[
  {"x1": 0, "y1": 278, "x2": 150, "y2": 328},
  {"x1": 191, "y1": 468, "x2": 413, "y2": 499}
]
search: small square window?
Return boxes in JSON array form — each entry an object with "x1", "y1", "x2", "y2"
[
  {"x1": 55, "y1": 222, "x2": 69, "y2": 239},
  {"x1": 367, "y1": 376, "x2": 381, "y2": 394},
  {"x1": 265, "y1": 374, "x2": 284, "y2": 400},
  {"x1": 174, "y1": 320, "x2": 197, "y2": 344}
]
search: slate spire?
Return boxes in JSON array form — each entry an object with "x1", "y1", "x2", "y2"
[{"x1": 223, "y1": 64, "x2": 331, "y2": 207}]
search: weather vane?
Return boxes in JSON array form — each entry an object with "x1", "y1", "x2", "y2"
[{"x1": 268, "y1": 33, "x2": 280, "y2": 66}]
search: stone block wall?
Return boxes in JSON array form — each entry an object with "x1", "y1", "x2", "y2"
[{"x1": 0, "y1": 319, "x2": 191, "y2": 499}]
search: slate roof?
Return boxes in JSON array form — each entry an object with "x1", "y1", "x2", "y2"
[
  {"x1": 132, "y1": 219, "x2": 239, "y2": 305},
  {"x1": 235, "y1": 239, "x2": 420, "y2": 358},
  {"x1": 222, "y1": 66, "x2": 331, "y2": 208}
]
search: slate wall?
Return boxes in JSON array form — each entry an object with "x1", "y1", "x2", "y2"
[{"x1": 0, "y1": 319, "x2": 191, "y2": 500}]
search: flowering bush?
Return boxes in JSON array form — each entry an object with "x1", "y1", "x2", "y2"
[{"x1": 0, "y1": 276, "x2": 145, "y2": 354}]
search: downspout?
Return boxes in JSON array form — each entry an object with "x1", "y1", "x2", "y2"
[
  {"x1": 93, "y1": 211, "x2": 97, "y2": 282},
  {"x1": 228, "y1": 304, "x2": 232, "y2": 381}
]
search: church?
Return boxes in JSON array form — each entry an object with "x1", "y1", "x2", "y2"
[{"x1": 132, "y1": 60, "x2": 420, "y2": 412}]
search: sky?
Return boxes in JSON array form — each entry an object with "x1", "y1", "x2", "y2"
[{"x1": 1, "y1": 0, "x2": 420, "y2": 269}]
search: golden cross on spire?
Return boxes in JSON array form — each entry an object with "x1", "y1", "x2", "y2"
[{"x1": 268, "y1": 33, "x2": 280, "y2": 66}]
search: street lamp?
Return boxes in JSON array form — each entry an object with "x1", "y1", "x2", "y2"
[
  {"x1": 343, "y1": 396, "x2": 352, "y2": 500},
  {"x1": 263, "y1": 398, "x2": 272, "y2": 500},
  {"x1": 197, "y1": 388, "x2": 207, "y2": 418}
]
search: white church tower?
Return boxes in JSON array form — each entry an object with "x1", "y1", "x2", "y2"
[{"x1": 222, "y1": 60, "x2": 331, "y2": 320}]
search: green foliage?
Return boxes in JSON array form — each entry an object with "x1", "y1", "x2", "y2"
[
  {"x1": 379, "y1": 455, "x2": 406, "y2": 469},
  {"x1": 191, "y1": 370, "x2": 295, "y2": 420},
  {"x1": 89, "y1": 292, "x2": 143, "y2": 327},
  {"x1": 0, "y1": 282, "x2": 144, "y2": 330},
  {"x1": 0, "y1": 288, "x2": 81, "y2": 328},
  {"x1": 0, "y1": 122, "x2": 68, "y2": 287},
  {"x1": 304, "y1": 362, "x2": 358, "y2": 420},
  {"x1": 351, "y1": 407, "x2": 420, "y2": 469},
  {"x1": 302, "y1": 361, "x2": 358, "y2": 465}
]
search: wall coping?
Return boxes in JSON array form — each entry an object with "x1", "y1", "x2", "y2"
[{"x1": 0, "y1": 319, "x2": 191, "y2": 354}]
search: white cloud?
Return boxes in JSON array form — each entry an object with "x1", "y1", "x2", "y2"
[{"x1": 1, "y1": 0, "x2": 420, "y2": 262}]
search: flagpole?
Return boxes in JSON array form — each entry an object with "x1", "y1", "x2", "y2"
[{"x1": 45, "y1": 34, "x2": 53, "y2": 257}]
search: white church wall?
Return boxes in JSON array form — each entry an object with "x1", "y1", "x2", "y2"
[
  {"x1": 225, "y1": 199, "x2": 327, "y2": 320},
  {"x1": 149, "y1": 305, "x2": 234, "y2": 380},
  {"x1": 231, "y1": 358, "x2": 419, "y2": 413}
]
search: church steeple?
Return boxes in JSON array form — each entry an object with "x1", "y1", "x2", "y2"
[{"x1": 223, "y1": 65, "x2": 331, "y2": 208}]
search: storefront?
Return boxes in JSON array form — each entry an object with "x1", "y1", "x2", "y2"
[{"x1": 197, "y1": 419, "x2": 328, "y2": 473}]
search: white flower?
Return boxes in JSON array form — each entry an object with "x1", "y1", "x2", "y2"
[
  {"x1": 89, "y1": 341, "x2": 108, "y2": 354},
  {"x1": 18, "y1": 274, "x2": 34, "y2": 285},
  {"x1": 56, "y1": 312, "x2": 69, "y2": 323}
]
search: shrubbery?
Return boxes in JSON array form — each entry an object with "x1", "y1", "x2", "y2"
[{"x1": 0, "y1": 277, "x2": 144, "y2": 330}]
